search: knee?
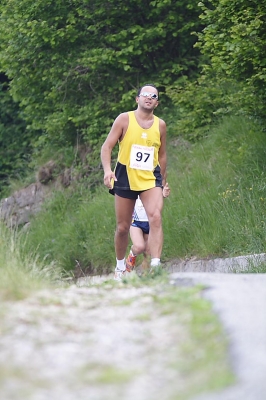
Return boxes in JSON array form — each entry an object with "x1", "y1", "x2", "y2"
[
  {"x1": 116, "y1": 222, "x2": 130, "y2": 236},
  {"x1": 149, "y1": 210, "x2": 162, "y2": 226},
  {"x1": 134, "y1": 243, "x2": 146, "y2": 254}
]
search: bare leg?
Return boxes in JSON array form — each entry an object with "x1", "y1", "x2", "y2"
[
  {"x1": 143, "y1": 232, "x2": 150, "y2": 256},
  {"x1": 130, "y1": 226, "x2": 146, "y2": 255},
  {"x1": 114, "y1": 195, "x2": 136, "y2": 260},
  {"x1": 141, "y1": 233, "x2": 150, "y2": 271},
  {"x1": 140, "y1": 187, "x2": 164, "y2": 259}
]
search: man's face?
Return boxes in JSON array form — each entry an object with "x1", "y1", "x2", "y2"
[{"x1": 136, "y1": 86, "x2": 159, "y2": 110}]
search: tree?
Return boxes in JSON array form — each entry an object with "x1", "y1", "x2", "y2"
[
  {"x1": 0, "y1": 79, "x2": 31, "y2": 194},
  {"x1": 197, "y1": 0, "x2": 266, "y2": 114},
  {"x1": 0, "y1": 0, "x2": 202, "y2": 154}
]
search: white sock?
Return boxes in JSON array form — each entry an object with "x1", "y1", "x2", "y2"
[
  {"x1": 150, "y1": 258, "x2": 161, "y2": 267},
  {"x1": 116, "y1": 258, "x2": 126, "y2": 271}
]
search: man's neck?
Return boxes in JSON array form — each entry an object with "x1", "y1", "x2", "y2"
[{"x1": 135, "y1": 108, "x2": 154, "y2": 120}]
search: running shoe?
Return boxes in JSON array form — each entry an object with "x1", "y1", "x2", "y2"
[
  {"x1": 125, "y1": 252, "x2": 137, "y2": 272},
  {"x1": 114, "y1": 267, "x2": 126, "y2": 281}
]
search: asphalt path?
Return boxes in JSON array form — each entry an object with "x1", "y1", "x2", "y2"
[{"x1": 169, "y1": 272, "x2": 266, "y2": 400}]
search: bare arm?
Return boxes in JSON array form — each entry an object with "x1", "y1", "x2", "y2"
[
  {"x1": 158, "y1": 118, "x2": 167, "y2": 187},
  {"x1": 100, "y1": 113, "x2": 128, "y2": 189}
]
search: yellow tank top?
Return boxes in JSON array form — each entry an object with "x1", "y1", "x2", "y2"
[{"x1": 114, "y1": 111, "x2": 161, "y2": 191}]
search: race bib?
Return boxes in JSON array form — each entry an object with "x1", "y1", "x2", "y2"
[{"x1": 130, "y1": 144, "x2": 154, "y2": 171}]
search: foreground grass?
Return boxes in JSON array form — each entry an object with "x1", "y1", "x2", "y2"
[
  {"x1": 0, "y1": 222, "x2": 62, "y2": 300},
  {"x1": 119, "y1": 270, "x2": 234, "y2": 398},
  {"x1": 0, "y1": 269, "x2": 234, "y2": 400},
  {"x1": 0, "y1": 220, "x2": 234, "y2": 398}
]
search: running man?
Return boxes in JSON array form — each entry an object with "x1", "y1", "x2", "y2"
[{"x1": 101, "y1": 83, "x2": 168, "y2": 281}]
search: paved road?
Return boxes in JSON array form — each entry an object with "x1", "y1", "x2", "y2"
[{"x1": 170, "y1": 272, "x2": 266, "y2": 400}]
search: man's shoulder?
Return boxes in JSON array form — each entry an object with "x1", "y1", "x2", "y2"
[
  {"x1": 113, "y1": 112, "x2": 130, "y2": 136},
  {"x1": 158, "y1": 117, "x2": 166, "y2": 127},
  {"x1": 116, "y1": 111, "x2": 130, "y2": 121}
]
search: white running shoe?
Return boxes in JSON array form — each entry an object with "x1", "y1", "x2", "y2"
[{"x1": 114, "y1": 267, "x2": 126, "y2": 281}]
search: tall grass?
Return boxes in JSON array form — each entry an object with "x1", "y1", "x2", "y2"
[
  {"x1": 163, "y1": 115, "x2": 266, "y2": 260},
  {"x1": 21, "y1": 115, "x2": 266, "y2": 274},
  {"x1": 0, "y1": 223, "x2": 62, "y2": 300},
  {"x1": 22, "y1": 186, "x2": 116, "y2": 274}
]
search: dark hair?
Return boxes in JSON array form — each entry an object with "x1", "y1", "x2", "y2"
[{"x1": 137, "y1": 83, "x2": 159, "y2": 99}]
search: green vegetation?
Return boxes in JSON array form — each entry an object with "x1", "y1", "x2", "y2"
[
  {"x1": 80, "y1": 278, "x2": 234, "y2": 399},
  {"x1": 0, "y1": 0, "x2": 265, "y2": 192},
  {"x1": 164, "y1": 115, "x2": 266, "y2": 262},
  {"x1": 0, "y1": 109, "x2": 260, "y2": 399},
  {"x1": 16, "y1": 114, "x2": 266, "y2": 274},
  {"x1": 197, "y1": 0, "x2": 266, "y2": 107},
  {"x1": 157, "y1": 284, "x2": 234, "y2": 398},
  {"x1": 0, "y1": 0, "x2": 202, "y2": 195},
  {"x1": 0, "y1": 82, "x2": 31, "y2": 192},
  {"x1": 0, "y1": 222, "x2": 62, "y2": 300},
  {"x1": 0, "y1": 273, "x2": 234, "y2": 399},
  {"x1": 1, "y1": 1, "x2": 265, "y2": 396}
]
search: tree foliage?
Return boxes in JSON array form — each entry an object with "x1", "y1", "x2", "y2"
[
  {"x1": 166, "y1": 75, "x2": 245, "y2": 140},
  {"x1": 0, "y1": 82, "x2": 31, "y2": 193},
  {"x1": 197, "y1": 0, "x2": 266, "y2": 111},
  {"x1": 164, "y1": 0, "x2": 266, "y2": 139},
  {"x1": 0, "y1": 0, "x2": 202, "y2": 154}
]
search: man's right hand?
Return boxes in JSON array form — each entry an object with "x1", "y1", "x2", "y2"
[
  {"x1": 163, "y1": 182, "x2": 170, "y2": 198},
  {"x1": 103, "y1": 171, "x2": 117, "y2": 189}
]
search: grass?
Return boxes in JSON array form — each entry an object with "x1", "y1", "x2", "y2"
[
  {"x1": 163, "y1": 115, "x2": 266, "y2": 262},
  {"x1": 0, "y1": 222, "x2": 62, "y2": 300},
  {"x1": 2, "y1": 113, "x2": 265, "y2": 301},
  {"x1": 166, "y1": 286, "x2": 234, "y2": 398},
  {"x1": 0, "y1": 271, "x2": 234, "y2": 400},
  {"x1": 90, "y1": 274, "x2": 234, "y2": 399},
  {"x1": 18, "y1": 114, "x2": 266, "y2": 274},
  {"x1": 0, "y1": 108, "x2": 264, "y2": 399},
  {"x1": 2, "y1": 114, "x2": 252, "y2": 397},
  {"x1": 78, "y1": 363, "x2": 134, "y2": 385}
]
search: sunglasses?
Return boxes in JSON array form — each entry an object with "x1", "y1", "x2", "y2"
[{"x1": 139, "y1": 91, "x2": 158, "y2": 100}]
